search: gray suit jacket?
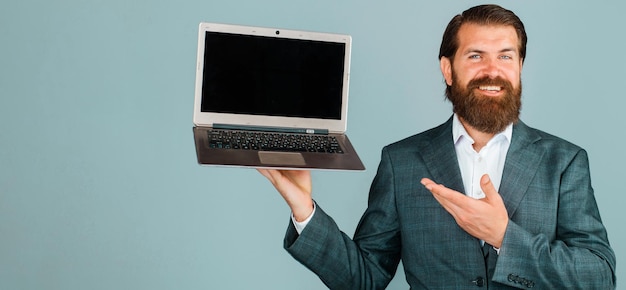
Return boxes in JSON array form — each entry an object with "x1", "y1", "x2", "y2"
[{"x1": 284, "y1": 118, "x2": 616, "y2": 289}]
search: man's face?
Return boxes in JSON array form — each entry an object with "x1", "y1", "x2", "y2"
[{"x1": 440, "y1": 23, "x2": 523, "y2": 134}]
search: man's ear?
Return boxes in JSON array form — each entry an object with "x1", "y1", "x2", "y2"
[{"x1": 440, "y1": 57, "x2": 453, "y2": 86}]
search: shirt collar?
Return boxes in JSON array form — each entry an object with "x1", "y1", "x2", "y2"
[{"x1": 452, "y1": 114, "x2": 513, "y2": 146}]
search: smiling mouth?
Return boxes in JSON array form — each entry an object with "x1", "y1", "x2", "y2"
[{"x1": 479, "y1": 85, "x2": 502, "y2": 92}]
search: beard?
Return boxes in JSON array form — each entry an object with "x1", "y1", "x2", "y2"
[{"x1": 446, "y1": 73, "x2": 522, "y2": 134}]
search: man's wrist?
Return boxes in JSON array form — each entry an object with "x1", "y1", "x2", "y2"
[
  {"x1": 292, "y1": 202, "x2": 316, "y2": 234},
  {"x1": 292, "y1": 200, "x2": 315, "y2": 222}
]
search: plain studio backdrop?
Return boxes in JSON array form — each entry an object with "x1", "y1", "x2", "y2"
[{"x1": 1, "y1": 1, "x2": 624, "y2": 289}]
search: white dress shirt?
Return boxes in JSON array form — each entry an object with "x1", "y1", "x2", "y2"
[
  {"x1": 452, "y1": 114, "x2": 512, "y2": 199},
  {"x1": 453, "y1": 114, "x2": 512, "y2": 253}
]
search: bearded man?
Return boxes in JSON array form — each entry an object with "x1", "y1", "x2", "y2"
[{"x1": 259, "y1": 4, "x2": 616, "y2": 289}]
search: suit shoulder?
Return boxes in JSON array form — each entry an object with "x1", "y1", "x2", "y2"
[
  {"x1": 520, "y1": 122, "x2": 583, "y2": 152},
  {"x1": 514, "y1": 122, "x2": 588, "y2": 167},
  {"x1": 383, "y1": 121, "x2": 451, "y2": 153}
]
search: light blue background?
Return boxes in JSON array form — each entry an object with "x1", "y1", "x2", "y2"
[{"x1": 1, "y1": 1, "x2": 623, "y2": 289}]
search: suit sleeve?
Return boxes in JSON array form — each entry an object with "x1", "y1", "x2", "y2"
[
  {"x1": 493, "y1": 149, "x2": 616, "y2": 289},
  {"x1": 284, "y1": 147, "x2": 402, "y2": 290}
]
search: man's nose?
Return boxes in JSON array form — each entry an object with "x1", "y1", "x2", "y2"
[{"x1": 482, "y1": 58, "x2": 501, "y2": 78}]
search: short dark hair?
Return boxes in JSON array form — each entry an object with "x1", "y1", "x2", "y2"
[{"x1": 438, "y1": 4, "x2": 527, "y2": 63}]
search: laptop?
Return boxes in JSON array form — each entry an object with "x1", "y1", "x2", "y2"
[{"x1": 192, "y1": 22, "x2": 365, "y2": 170}]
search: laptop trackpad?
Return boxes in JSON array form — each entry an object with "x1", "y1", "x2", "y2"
[{"x1": 258, "y1": 151, "x2": 306, "y2": 166}]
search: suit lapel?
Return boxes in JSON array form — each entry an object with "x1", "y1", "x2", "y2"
[
  {"x1": 499, "y1": 121, "x2": 544, "y2": 217},
  {"x1": 417, "y1": 117, "x2": 482, "y2": 258},
  {"x1": 419, "y1": 117, "x2": 465, "y2": 194}
]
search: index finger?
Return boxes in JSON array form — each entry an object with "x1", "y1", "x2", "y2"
[{"x1": 421, "y1": 178, "x2": 468, "y2": 204}]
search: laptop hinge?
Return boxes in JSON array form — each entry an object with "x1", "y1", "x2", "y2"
[{"x1": 213, "y1": 124, "x2": 329, "y2": 135}]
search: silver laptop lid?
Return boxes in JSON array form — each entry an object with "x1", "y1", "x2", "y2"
[{"x1": 193, "y1": 22, "x2": 352, "y2": 134}]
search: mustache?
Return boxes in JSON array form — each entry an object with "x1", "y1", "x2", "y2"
[{"x1": 467, "y1": 76, "x2": 514, "y2": 90}]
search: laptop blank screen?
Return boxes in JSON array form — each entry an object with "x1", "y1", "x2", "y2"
[{"x1": 201, "y1": 31, "x2": 345, "y2": 120}]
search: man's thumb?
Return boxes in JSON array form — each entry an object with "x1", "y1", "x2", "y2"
[{"x1": 480, "y1": 174, "x2": 498, "y2": 200}]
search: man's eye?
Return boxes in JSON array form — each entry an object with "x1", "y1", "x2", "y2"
[
  {"x1": 469, "y1": 55, "x2": 481, "y2": 59},
  {"x1": 500, "y1": 55, "x2": 512, "y2": 60}
]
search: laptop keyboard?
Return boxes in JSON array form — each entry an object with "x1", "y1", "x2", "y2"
[{"x1": 207, "y1": 130, "x2": 344, "y2": 154}]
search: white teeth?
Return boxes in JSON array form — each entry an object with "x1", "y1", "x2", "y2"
[{"x1": 479, "y1": 85, "x2": 501, "y2": 91}]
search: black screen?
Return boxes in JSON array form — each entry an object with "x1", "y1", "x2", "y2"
[{"x1": 201, "y1": 31, "x2": 345, "y2": 120}]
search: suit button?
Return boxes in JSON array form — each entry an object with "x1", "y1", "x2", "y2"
[{"x1": 471, "y1": 277, "x2": 485, "y2": 287}]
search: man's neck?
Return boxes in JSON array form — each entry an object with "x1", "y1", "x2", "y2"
[{"x1": 458, "y1": 117, "x2": 495, "y2": 152}]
